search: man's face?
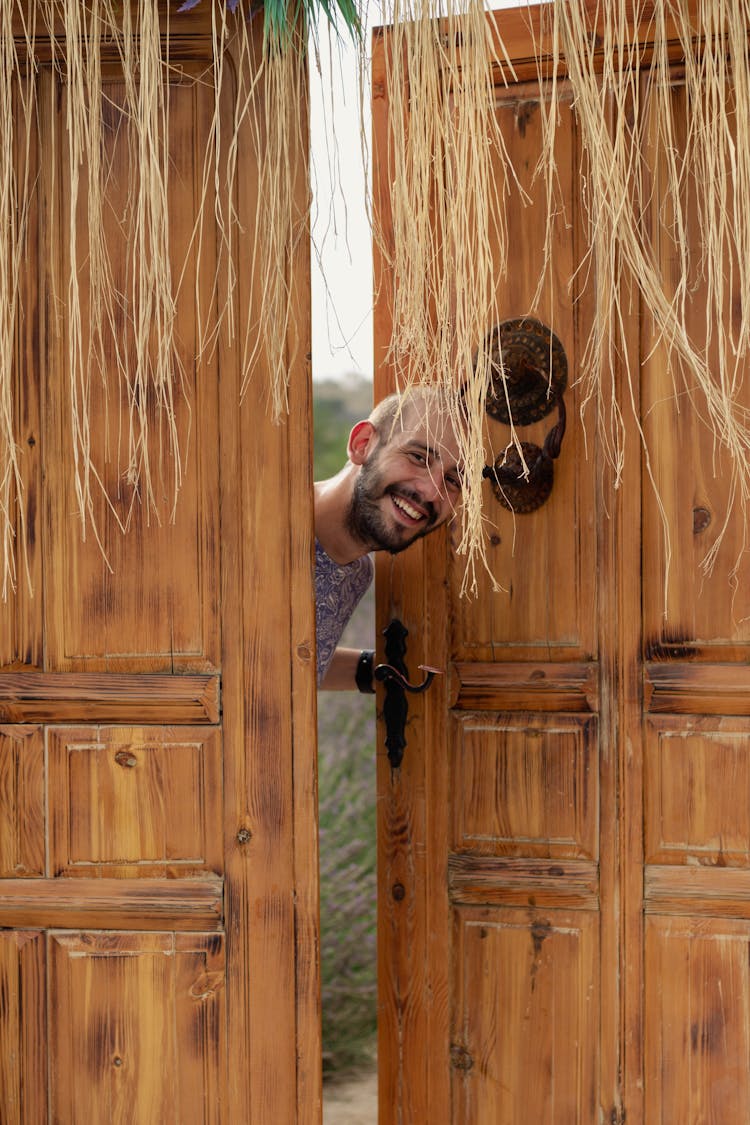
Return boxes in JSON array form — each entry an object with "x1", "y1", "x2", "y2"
[{"x1": 347, "y1": 407, "x2": 463, "y2": 554}]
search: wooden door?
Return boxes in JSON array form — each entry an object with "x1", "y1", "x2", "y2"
[
  {"x1": 373, "y1": 5, "x2": 750, "y2": 1122},
  {"x1": 0, "y1": 7, "x2": 320, "y2": 1124}
]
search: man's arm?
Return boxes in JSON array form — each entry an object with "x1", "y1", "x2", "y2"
[{"x1": 320, "y1": 647, "x2": 375, "y2": 692}]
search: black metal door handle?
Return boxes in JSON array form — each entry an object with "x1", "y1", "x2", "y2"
[{"x1": 376, "y1": 618, "x2": 441, "y2": 769}]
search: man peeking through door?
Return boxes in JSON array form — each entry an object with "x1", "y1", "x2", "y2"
[{"x1": 314, "y1": 388, "x2": 464, "y2": 691}]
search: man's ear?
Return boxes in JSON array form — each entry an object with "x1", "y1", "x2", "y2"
[{"x1": 348, "y1": 421, "x2": 378, "y2": 465}]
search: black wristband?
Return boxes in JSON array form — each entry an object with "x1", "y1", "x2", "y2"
[{"x1": 355, "y1": 649, "x2": 376, "y2": 694}]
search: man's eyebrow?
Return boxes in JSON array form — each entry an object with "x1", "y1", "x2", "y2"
[
  {"x1": 405, "y1": 439, "x2": 443, "y2": 461},
  {"x1": 405, "y1": 439, "x2": 462, "y2": 479}
]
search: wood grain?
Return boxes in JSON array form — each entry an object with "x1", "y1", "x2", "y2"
[
  {"x1": 646, "y1": 663, "x2": 750, "y2": 714},
  {"x1": 448, "y1": 855, "x2": 599, "y2": 909},
  {"x1": 0, "y1": 877, "x2": 223, "y2": 930},
  {"x1": 0, "y1": 672, "x2": 220, "y2": 723},
  {"x1": 450, "y1": 660, "x2": 598, "y2": 711},
  {"x1": 0, "y1": 930, "x2": 46, "y2": 1124},
  {"x1": 3, "y1": 6, "x2": 318, "y2": 1121},
  {"x1": 49, "y1": 932, "x2": 227, "y2": 1124},
  {"x1": 646, "y1": 867, "x2": 750, "y2": 917}
]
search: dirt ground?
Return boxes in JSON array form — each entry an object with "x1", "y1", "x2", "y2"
[{"x1": 323, "y1": 1069, "x2": 377, "y2": 1124}]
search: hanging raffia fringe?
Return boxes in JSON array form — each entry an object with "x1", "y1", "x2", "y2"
[
  {"x1": 373, "y1": 0, "x2": 518, "y2": 594},
  {"x1": 373, "y1": 0, "x2": 750, "y2": 596},
  {"x1": 0, "y1": 0, "x2": 36, "y2": 598},
  {"x1": 240, "y1": 17, "x2": 309, "y2": 417},
  {"x1": 2, "y1": 0, "x2": 750, "y2": 601},
  {"x1": 0, "y1": 0, "x2": 306, "y2": 597},
  {"x1": 196, "y1": 3, "x2": 308, "y2": 419},
  {"x1": 46, "y1": 0, "x2": 183, "y2": 551}
]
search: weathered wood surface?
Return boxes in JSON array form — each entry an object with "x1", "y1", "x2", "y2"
[
  {"x1": 450, "y1": 661, "x2": 598, "y2": 711},
  {"x1": 0, "y1": 673, "x2": 220, "y2": 723},
  {"x1": 645, "y1": 663, "x2": 750, "y2": 714},
  {"x1": 0, "y1": 931, "x2": 46, "y2": 1125},
  {"x1": 0, "y1": 877, "x2": 223, "y2": 930},
  {"x1": 374, "y1": 3, "x2": 750, "y2": 1122},
  {"x1": 49, "y1": 932, "x2": 227, "y2": 1124},
  {"x1": 448, "y1": 856, "x2": 599, "y2": 909},
  {"x1": 0, "y1": 5, "x2": 319, "y2": 1122}
]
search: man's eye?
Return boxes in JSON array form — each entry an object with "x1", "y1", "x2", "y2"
[
  {"x1": 446, "y1": 474, "x2": 461, "y2": 491},
  {"x1": 409, "y1": 452, "x2": 427, "y2": 465}
]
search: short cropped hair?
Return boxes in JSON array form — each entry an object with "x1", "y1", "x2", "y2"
[{"x1": 368, "y1": 386, "x2": 456, "y2": 445}]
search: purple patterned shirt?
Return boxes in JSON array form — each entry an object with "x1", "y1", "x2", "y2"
[{"x1": 315, "y1": 539, "x2": 373, "y2": 685}]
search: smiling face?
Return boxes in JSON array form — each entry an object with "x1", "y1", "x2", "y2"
[{"x1": 346, "y1": 397, "x2": 463, "y2": 555}]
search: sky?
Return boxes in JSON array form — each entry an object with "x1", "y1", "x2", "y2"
[{"x1": 308, "y1": 0, "x2": 524, "y2": 383}]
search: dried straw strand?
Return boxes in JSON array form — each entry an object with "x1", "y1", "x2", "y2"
[{"x1": 0, "y1": 0, "x2": 36, "y2": 598}]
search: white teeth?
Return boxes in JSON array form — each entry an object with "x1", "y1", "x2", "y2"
[{"x1": 393, "y1": 495, "x2": 422, "y2": 520}]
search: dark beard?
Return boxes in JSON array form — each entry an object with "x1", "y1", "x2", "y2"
[{"x1": 346, "y1": 456, "x2": 438, "y2": 554}]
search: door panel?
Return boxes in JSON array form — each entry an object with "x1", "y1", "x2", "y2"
[
  {"x1": 453, "y1": 90, "x2": 597, "y2": 664},
  {"x1": 452, "y1": 907, "x2": 598, "y2": 1125},
  {"x1": 0, "y1": 7, "x2": 318, "y2": 1122},
  {"x1": 641, "y1": 77, "x2": 750, "y2": 655},
  {"x1": 48, "y1": 726, "x2": 222, "y2": 878},
  {"x1": 0, "y1": 727, "x2": 44, "y2": 877},
  {"x1": 645, "y1": 918, "x2": 750, "y2": 1122},
  {"x1": 46, "y1": 68, "x2": 220, "y2": 674},
  {"x1": 49, "y1": 932, "x2": 226, "y2": 1125},
  {"x1": 451, "y1": 713, "x2": 598, "y2": 860},
  {"x1": 645, "y1": 719, "x2": 750, "y2": 867},
  {"x1": 374, "y1": 3, "x2": 750, "y2": 1122},
  {"x1": 0, "y1": 931, "x2": 46, "y2": 1125}
]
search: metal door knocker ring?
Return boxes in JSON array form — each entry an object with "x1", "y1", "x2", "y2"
[
  {"x1": 485, "y1": 316, "x2": 567, "y2": 425},
  {"x1": 483, "y1": 393, "x2": 566, "y2": 513},
  {"x1": 481, "y1": 317, "x2": 568, "y2": 513}
]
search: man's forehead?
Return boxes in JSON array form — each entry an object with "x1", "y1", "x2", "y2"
[{"x1": 398, "y1": 408, "x2": 461, "y2": 461}]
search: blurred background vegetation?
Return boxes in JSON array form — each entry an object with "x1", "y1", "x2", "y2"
[{"x1": 313, "y1": 375, "x2": 378, "y2": 1082}]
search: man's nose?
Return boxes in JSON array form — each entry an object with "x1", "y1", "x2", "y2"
[{"x1": 419, "y1": 472, "x2": 447, "y2": 502}]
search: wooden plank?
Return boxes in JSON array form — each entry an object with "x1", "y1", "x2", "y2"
[
  {"x1": 645, "y1": 917, "x2": 750, "y2": 1121},
  {"x1": 646, "y1": 866, "x2": 750, "y2": 918},
  {"x1": 286, "y1": 72, "x2": 323, "y2": 1125},
  {"x1": 49, "y1": 931, "x2": 227, "y2": 1124},
  {"x1": 374, "y1": 21, "x2": 454, "y2": 1121},
  {"x1": 0, "y1": 931, "x2": 46, "y2": 1125},
  {"x1": 451, "y1": 906, "x2": 599, "y2": 1123},
  {"x1": 450, "y1": 712, "x2": 599, "y2": 860},
  {"x1": 646, "y1": 663, "x2": 750, "y2": 715},
  {"x1": 12, "y1": 4, "x2": 217, "y2": 62},
  {"x1": 612, "y1": 186, "x2": 647, "y2": 1125},
  {"x1": 219, "y1": 20, "x2": 318, "y2": 1124},
  {"x1": 48, "y1": 725, "x2": 223, "y2": 879},
  {"x1": 377, "y1": 0, "x2": 735, "y2": 88},
  {"x1": 0, "y1": 672, "x2": 220, "y2": 723},
  {"x1": 0, "y1": 726, "x2": 44, "y2": 877},
  {"x1": 448, "y1": 855, "x2": 599, "y2": 909},
  {"x1": 450, "y1": 661, "x2": 598, "y2": 711},
  {"x1": 0, "y1": 877, "x2": 222, "y2": 930}
]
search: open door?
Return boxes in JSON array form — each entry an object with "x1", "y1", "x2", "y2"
[
  {"x1": 0, "y1": 7, "x2": 320, "y2": 1123},
  {"x1": 373, "y1": 5, "x2": 750, "y2": 1122}
]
